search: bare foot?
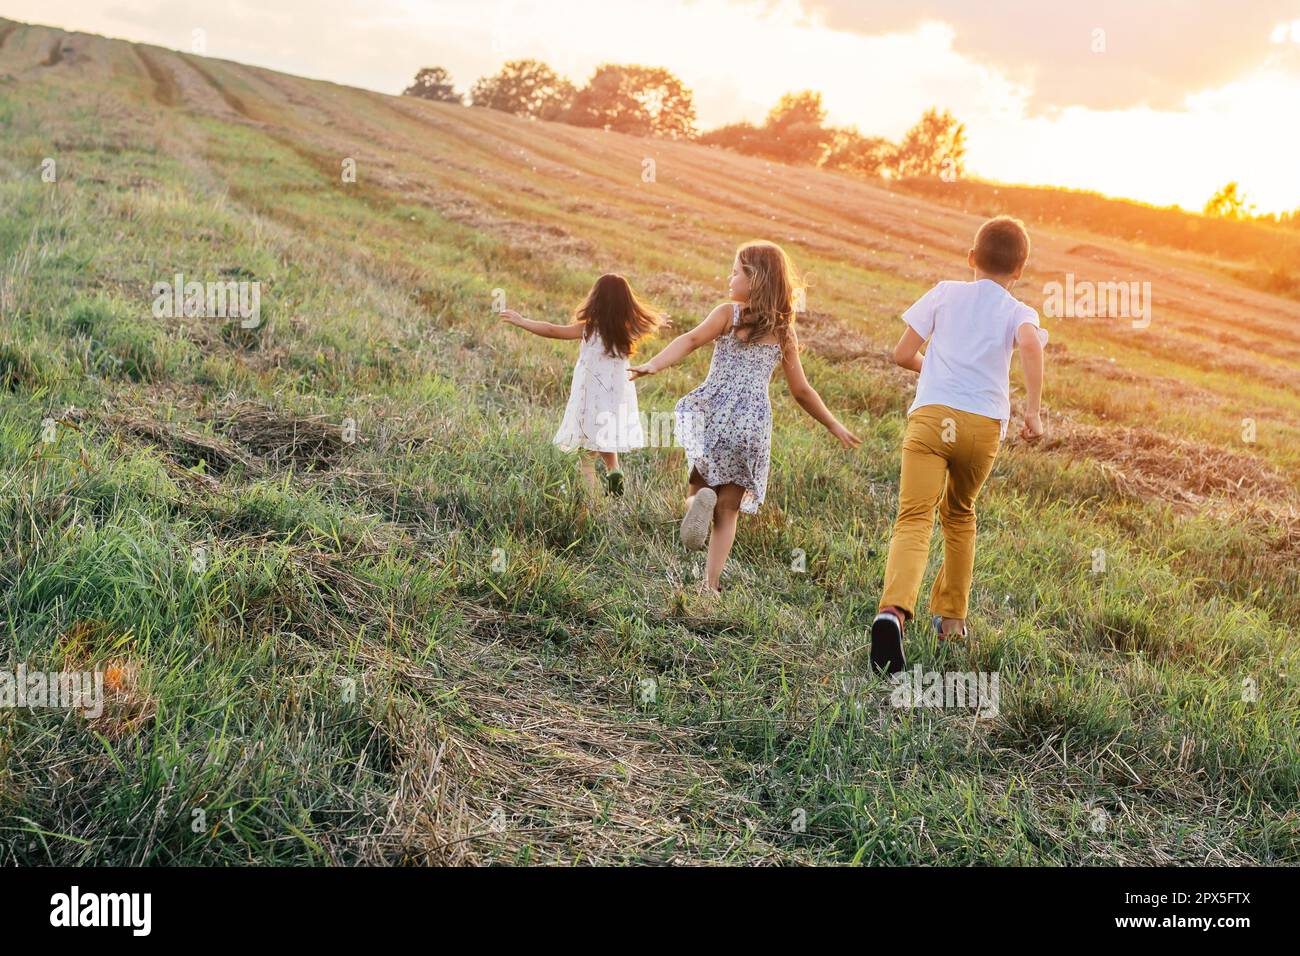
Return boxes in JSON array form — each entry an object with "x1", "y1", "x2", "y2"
[{"x1": 936, "y1": 616, "x2": 967, "y2": 641}]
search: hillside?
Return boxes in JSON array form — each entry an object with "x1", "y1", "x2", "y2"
[
  {"x1": 0, "y1": 18, "x2": 1296, "y2": 865},
  {"x1": 894, "y1": 177, "x2": 1300, "y2": 301}
]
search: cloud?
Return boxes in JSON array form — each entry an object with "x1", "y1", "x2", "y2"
[{"x1": 797, "y1": 0, "x2": 1300, "y2": 111}]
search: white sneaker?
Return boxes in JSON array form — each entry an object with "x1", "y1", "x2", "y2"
[{"x1": 680, "y1": 488, "x2": 717, "y2": 551}]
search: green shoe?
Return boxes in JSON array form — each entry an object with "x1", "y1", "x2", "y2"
[{"x1": 605, "y1": 469, "x2": 624, "y2": 497}]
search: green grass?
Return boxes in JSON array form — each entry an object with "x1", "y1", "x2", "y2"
[{"x1": 0, "y1": 18, "x2": 1296, "y2": 865}]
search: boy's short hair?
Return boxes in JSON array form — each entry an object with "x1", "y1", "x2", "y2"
[{"x1": 972, "y1": 216, "x2": 1030, "y2": 275}]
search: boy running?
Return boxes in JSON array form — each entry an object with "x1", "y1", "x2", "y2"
[{"x1": 871, "y1": 216, "x2": 1048, "y2": 674}]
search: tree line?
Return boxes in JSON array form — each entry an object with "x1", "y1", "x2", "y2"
[
  {"x1": 406, "y1": 62, "x2": 1298, "y2": 226},
  {"x1": 1204, "y1": 181, "x2": 1300, "y2": 230},
  {"x1": 403, "y1": 62, "x2": 966, "y2": 181}
]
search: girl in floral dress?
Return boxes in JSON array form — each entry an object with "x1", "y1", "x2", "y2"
[
  {"x1": 501, "y1": 274, "x2": 661, "y2": 496},
  {"x1": 630, "y1": 241, "x2": 861, "y2": 592}
]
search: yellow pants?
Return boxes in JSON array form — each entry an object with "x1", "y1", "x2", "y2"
[{"x1": 880, "y1": 404, "x2": 1001, "y2": 621}]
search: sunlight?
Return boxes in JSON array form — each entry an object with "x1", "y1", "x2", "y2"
[{"x1": 5, "y1": 0, "x2": 1298, "y2": 211}]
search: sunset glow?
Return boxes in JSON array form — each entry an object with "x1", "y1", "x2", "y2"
[
  {"x1": 7, "y1": 0, "x2": 1300, "y2": 212},
  {"x1": 3, "y1": 0, "x2": 1299, "y2": 879}
]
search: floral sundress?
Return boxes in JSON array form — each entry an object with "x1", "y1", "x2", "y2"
[{"x1": 674, "y1": 304, "x2": 783, "y2": 514}]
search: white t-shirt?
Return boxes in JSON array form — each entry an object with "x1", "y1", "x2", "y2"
[{"x1": 902, "y1": 279, "x2": 1047, "y2": 433}]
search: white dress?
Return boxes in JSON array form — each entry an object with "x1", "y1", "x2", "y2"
[{"x1": 553, "y1": 329, "x2": 645, "y2": 453}]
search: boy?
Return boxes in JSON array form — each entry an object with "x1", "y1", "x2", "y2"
[{"x1": 870, "y1": 215, "x2": 1047, "y2": 674}]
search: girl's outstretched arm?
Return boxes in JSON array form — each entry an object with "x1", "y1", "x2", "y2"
[
  {"x1": 782, "y1": 328, "x2": 862, "y2": 448},
  {"x1": 629, "y1": 303, "x2": 731, "y2": 380},
  {"x1": 499, "y1": 310, "x2": 585, "y2": 340}
]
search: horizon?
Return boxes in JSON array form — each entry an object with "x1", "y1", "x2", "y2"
[{"x1": 3, "y1": 2, "x2": 1299, "y2": 215}]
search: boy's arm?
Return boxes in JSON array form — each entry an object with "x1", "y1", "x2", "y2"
[
  {"x1": 499, "y1": 310, "x2": 585, "y2": 339},
  {"x1": 629, "y1": 303, "x2": 731, "y2": 379},
  {"x1": 1016, "y1": 322, "x2": 1045, "y2": 441},
  {"x1": 782, "y1": 328, "x2": 862, "y2": 448},
  {"x1": 896, "y1": 284, "x2": 941, "y2": 372},
  {"x1": 893, "y1": 327, "x2": 926, "y2": 373}
]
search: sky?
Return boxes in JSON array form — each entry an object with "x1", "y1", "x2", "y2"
[{"x1": 4, "y1": 0, "x2": 1299, "y2": 214}]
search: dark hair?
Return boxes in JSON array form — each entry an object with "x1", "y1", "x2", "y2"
[
  {"x1": 972, "y1": 216, "x2": 1030, "y2": 275},
  {"x1": 575, "y1": 274, "x2": 660, "y2": 359}
]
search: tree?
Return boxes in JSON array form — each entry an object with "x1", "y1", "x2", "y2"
[
  {"x1": 760, "y1": 91, "x2": 834, "y2": 164},
  {"x1": 1203, "y1": 182, "x2": 1254, "y2": 220},
  {"x1": 699, "y1": 91, "x2": 832, "y2": 163},
  {"x1": 697, "y1": 121, "x2": 766, "y2": 153},
  {"x1": 695, "y1": 96, "x2": 968, "y2": 183},
  {"x1": 566, "y1": 65, "x2": 696, "y2": 138},
  {"x1": 891, "y1": 108, "x2": 967, "y2": 179},
  {"x1": 403, "y1": 66, "x2": 461, "y2": 103},
  {"x1": 470, "y1": 59, "x2": 575, "y2": 120},
  {"x1": 823, "y1": 128, "x2": 893, "y2": 177}
]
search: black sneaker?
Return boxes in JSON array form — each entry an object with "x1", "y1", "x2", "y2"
[
  {"x1": 870, "y1": 610, "x2": 906, "y2": 675},
  {"x1": 605, "y1": 469, "x2": 625, "y2": 497}
]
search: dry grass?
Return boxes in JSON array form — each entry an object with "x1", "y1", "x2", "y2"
[
  {"x1": 133, "y1": 47, "x2": 180, "y2": 108},
  {"x1": 217, "y1": 401, "x2": 351, "y2": 471},
  {"x1": 379, "y1": 644, "x2": 751, "y2": 865},
  {"x1": 105, "y1": 411, "x2": 261, "y2": 480},
  {"x1": 1015, "y1": 417, "x2": 1296, "y2": 507},
  {"x1": 4, "y1": 17, "x2": 1295, "y2": 866},
  {"x1": 227, "y1": 535, "x2": 764, "y2": 864}
]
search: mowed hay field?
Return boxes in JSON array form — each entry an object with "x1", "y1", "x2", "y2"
[{"x1": 0, "y1": 19, "x2": 1297, "y2": 865}]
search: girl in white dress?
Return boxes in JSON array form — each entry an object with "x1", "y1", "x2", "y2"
[{"x1": 500, "y1": 274, "x2": 662, "y2": 496}]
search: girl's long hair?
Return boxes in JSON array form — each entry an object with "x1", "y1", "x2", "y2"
[
  {"x1": 576, "y1": 273, "x2": 661, "y2": 359},
  {"x1": 734, "y1": 240, "x2": 801, "y2": 349}
]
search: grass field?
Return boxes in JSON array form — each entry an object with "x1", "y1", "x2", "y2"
[{"x1": 0, "y1": 18, "x2": 1297, "y2": 865}]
